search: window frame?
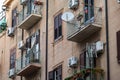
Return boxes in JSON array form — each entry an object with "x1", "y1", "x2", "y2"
[
  {"x1": 54, "y1": 13, "x2": 62, "y2": 40},
  {"x1": 117, "y1": 31, "x2": 120, "y2": 63},
  {"x1": 80, "y1": 51, "x2": 86, "y2": 70},
  {"x1": 10, "y1": 48, "x2": 16, "y2": 69},
  {"x1": 12, "y1": 8, "x2": 17, "y2": 27},
  {"x1": 48, "y1": 65, "x2": 62, "y2": 80}
]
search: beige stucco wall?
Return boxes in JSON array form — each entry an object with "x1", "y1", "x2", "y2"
[
  {"x1": 108, "y1": 1, "x2": 120, "y2": 80},
  {"x1": 0, "y1": 0, "x2": 46, "y2": 80},
  {"x1": 48, "y1": 0, "x2": 107, "y2": 80},
  {"x1": 0, "y1": 0, "x2": 120, "y2": 80}
]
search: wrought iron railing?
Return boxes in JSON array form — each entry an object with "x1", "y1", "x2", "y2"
[
  {"x1": 67, "y1": 7, "x2": 102, "y2": 37},
  {"x1": 16, "y1": 44, "x2": 40, "y2": 73},
  {"x1": 18, "y1": 2, "x2": 42, "y2": 25}
]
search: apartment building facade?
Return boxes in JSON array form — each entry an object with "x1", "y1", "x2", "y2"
[
  {"x1": 0, "y1": 0, "x2": 46, "y2": 80},
  {"x1": 0, "y1": 0, "x2": 120, "y2": 80},
  {"x1": 48, "y1": 0, "x2": 106, "y2": 80},
  {"x1": 107, "y1": 0, "x2": 120, "y2": 80}
]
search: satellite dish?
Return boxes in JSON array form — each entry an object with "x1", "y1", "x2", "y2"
[{"x1": 61, "y1": 12, "x2": 75, "y2": 22}]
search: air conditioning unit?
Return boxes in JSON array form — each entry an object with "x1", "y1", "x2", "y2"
[
  {"x1": 68, "y1": 0, "x2": 79, "y2": 9},
  {"x1": 9, "y1": 68, "x2": 15, "y2": 78},
  {"x1": 7, "y1": 27, "x2": 14, "y2": 37},
  {"x1": 117, "y1": 0, "x2": 120, "y2": 3},
  {"x1": 18, "y1": 41, "x2": 25, "y2": 49},
  {"x1": 68, "y1": 56, "x2": 77, "y2": 68},
  {"x1": 96, "y1": 41, "x2": 104, "y2": 53},
  {"x1": 21, "y1": 0, "x2": 27, "y2": 5}
]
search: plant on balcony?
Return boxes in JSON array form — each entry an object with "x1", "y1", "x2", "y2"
[
  {"x1": 0, "y1": 23, "x2": 7, "y2": 33},
  {"x1": 77, "y1": 13, "x2": 83, "y2": 21},
  {"x1": 34, "y1": 0, "x2": 43, "y2": 5},
  {"x1": 1, "y1": 23, "x2": 7, "y2": 30},
  {"x1": 0, "y1": 17, "x2": 7, "y2": 33},
  {"x1": 64, "y1": 68, "x2": 104, "y2": 80}
]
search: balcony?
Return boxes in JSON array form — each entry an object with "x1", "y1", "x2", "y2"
[
  {"x1": 16, "y1": 44, "x2": 41, "y2": 76},
  {"x1": 64, "y1": 68, "x2": 104, "y2": 80},
  {"x1": 67, "y1": 7, "x2": 102, "y2": 42},
  {"x1": 17, "y1": 3, "x2": 42, "y2": 30}
]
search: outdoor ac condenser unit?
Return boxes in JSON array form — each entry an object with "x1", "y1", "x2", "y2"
[
  {"x1": 21, "y1": 0, "x2": 27, "y2": 5},
  {"x1": 7, "y1": 27, "x2": 14, "y2": 37},
  {"x1": 117, "y1": 0, "x2": 120, "y2": 3},
  {"x1": 68, "y1": 56, "x2": 77, "y2": 68},
  {"x1": 69, "y1": 0, "x2": 79, "y2": 9},
  {"x1": 96, "y1": 41, "x2": 104, "y2": 53},
  {"x1": 18, "y1": 40, "x2": 25, "y2": 49},
  {"x1": 9, "y1": 68, "x2": 15, "y2": 78}
]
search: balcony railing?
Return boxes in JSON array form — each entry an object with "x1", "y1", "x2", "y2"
[
  {"x1": 67, "y1": 7, "x2": 102, "y2": 42},
  {"x1": 16, "y1": 44, "x2": 41, "y2": 76},
  {"x1": 17, "y1": 3, "x2": 42, "y2": 30},
  {"x1": 64, "y1": 68, "x2": 104, "y2": 80}
]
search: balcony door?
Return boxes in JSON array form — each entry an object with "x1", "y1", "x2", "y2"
[{"x1": 84, "y1": 0, "x2": 94, "y2": 24}]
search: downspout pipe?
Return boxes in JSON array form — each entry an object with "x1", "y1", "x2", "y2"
[
  {"x1": 21, "y1": 29, "x2": 24, "y2": 80},
  {"x1": 21, "y1": 5, "x2": 25, "y2": 80},
  {"x1": 105, "y1": 0, "x2": 110, "y2": 80},
  {"x1": 45, "y1": 0, "x2": 48, "y2": 80}
]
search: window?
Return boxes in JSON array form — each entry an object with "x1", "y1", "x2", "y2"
[
  {"x1": 27, "y1": 0, "x2": 32, "y2": 15},
  {"x1": 12, "y1": 8, "x2": 17, "y2": 27},
  {"x1": 117, "y1": 31, "x2": 120, "y2": 63},
  {"x1": 80, "y1": 50, "x2": 96, "y2": 69},
  {"x1": 80, "y1": 51, "x2": 86, "y2": 70},
  {"x1": 49, "y1": 65, "x2": 62, "y2": 80},
  {"x1": 26, "y1": 30, "x2": 40, "y2": 49},
  {"x1": 10, "y1": 48, "x2": 16, "y2": 69},
  {"x1": 84, "y1": 0, "x2": 94, "y2": 22},
  {"x1": 54, "y1": 13, "x2": 62, "y2": 40},
  {"x1": 26, "y1": 36, "x2": 31, "y2": 48}
]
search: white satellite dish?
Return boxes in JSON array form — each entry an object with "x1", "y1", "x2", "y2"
[{"x1": 61, "y1": 12, "x2": 75, "y2": 22}]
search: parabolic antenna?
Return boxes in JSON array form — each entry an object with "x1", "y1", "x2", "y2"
[{"x1": 61, "y1": 12, "x2": 75, "y2": 22}]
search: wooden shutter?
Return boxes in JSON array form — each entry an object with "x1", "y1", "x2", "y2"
[
  {"x1": 58, "y1": 13, "x2": 62, "y2": 37},
  {"x1": 12, "y1": 8, "x2": 17, "y2": 27},
  {"x1": 10, "y1": 49, "x2": 16, "y2": 69},
  {"x1": 49, "y1": 71, "x2": 54, "y2": 80},
  {"x1": 58, "y1": 65, "x2": 62, "y2": 80},
  {"x1": 54, "y1": 16, "x2": 58, "y2": 39},
  {"x1": 27, "y1": 0, "x2": 32, "y2": 14},
  {"x1": 80, "y1": 51, "x2": 86, "y2": 70},
  {"x1": 54, "y1": 13, "x2": 62, "y2": 40},
  {"x1": 117, "y1": 31, "x2": 120, "y2": 63}
]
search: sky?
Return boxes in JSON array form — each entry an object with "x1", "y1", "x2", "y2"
[{"x1": 0, "y1": 0, "x2": 5, "y2": 12}]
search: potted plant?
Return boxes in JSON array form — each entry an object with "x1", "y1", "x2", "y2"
[
  {"x1": 34, "y1": 0, "x2": 43, "y2": 5},
  {"x1": 77, "y1": 13, "x2": 83, "y2": 21}
]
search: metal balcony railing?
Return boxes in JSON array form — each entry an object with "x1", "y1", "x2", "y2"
[
  {"x1": 18, "y1": 3, "x2": 42, "y2": 26},
  {"x1": 16, "y1": 44, "x2": 40, "y2": 76},
  {"x1": 67, "y1": 7, "x2": 102, "y2": 42}
]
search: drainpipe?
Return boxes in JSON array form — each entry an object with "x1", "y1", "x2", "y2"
[
  {"x1": 45, "y1": 0, "x2": 48, "y2": 80},
  {"x1": 20, "y1": 5, "x2": 25, "y2": 80},
  {"x1": 21, "y1": 29, "x2": 24, "y2": 80},
  {"x1": 105, "y1": 0, "x2": 110, "y2": 80}
]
